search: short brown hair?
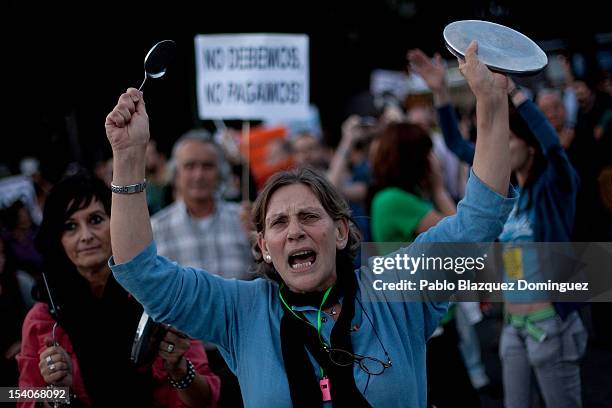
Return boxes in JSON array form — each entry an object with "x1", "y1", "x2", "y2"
[{"x1": 251, "y1": 167, "x2": 362, "y2": 282}]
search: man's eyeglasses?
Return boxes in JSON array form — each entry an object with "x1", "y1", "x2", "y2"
[{"x1": 324, "y1": 347, "x2": 392, "y2": 375}]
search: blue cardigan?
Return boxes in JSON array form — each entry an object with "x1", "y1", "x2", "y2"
[
  {"x1": 437, "y1": 100, "x2": 580, "y2": 318},
  {"x1": 437, "y1": 100, "x2": 578, "y2": 242},
  {"x1": 111, "y1": 173, "x2": 516, "y2": 408}
]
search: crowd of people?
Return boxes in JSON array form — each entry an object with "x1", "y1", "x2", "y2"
[{"x1": 1, "y1": 37, "x2": 611, "y2": 408}]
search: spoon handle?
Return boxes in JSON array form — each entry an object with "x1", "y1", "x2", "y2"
[{"x1": 138, "y1": 74, "x2": 147, "y2": 92}]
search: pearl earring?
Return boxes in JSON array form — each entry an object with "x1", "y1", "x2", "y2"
[{"x1": 265, "y1": 254, "x2": 272, "y2": 262}]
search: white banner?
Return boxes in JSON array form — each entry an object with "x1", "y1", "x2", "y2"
[{"x1": 195, "y1": 34, "x2": 309, "y2": 120}]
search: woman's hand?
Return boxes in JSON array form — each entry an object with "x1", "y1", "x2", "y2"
[
  {"x1": 159, "y1": 329, "x2": 215, "y2": 407},
  {"x1": 159, "y1": 326, "x2": 191, "y2": 379},
  {"x1": 38, "y1": 337, "x2": 72, "y2": 387},
  {"x1": 458, "y1": 41, "x2": 507, "y2": 103},
  {"x1": 105, "y1": 88, "x2": 150, "y2": 153},
  {"x1": 407, "y1": 49, "x2": 449, "y2": 106},
  {"x1": 407, "y1": 49, "x2": 446, "y2": 93}
]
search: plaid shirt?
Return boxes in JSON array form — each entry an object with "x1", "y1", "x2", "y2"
[{"x1": 152, "y1": 199, "x2": 254, "y2": 280}]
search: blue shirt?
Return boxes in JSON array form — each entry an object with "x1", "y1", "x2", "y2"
[
  {"x1": 436, "y1": 99, "x2": 578, "y2": 243},
  {"x1": 110, "y1": 172, "x2": 516, "y2": 407},
  {"x1": 499, "y1": 200, "x2": 544, "y2": 302},
  {"x1": 437, "y1": 100, "x2": 580, "y2": 318}
]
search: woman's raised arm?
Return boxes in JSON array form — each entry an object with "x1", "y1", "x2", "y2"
[
  {"x1": 460, "y1": 41, "x2": 510, "y2": 196},
  {"x1": 104, "y1": 88, "x2": 153, "y2": 263}
]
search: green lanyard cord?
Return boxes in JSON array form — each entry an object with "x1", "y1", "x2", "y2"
[{"x1": 279, "y1": 283, "x2": 334, "y2": 378}]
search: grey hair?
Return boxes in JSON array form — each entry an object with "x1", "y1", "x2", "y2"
[{"x1": 169, "y1": 128, "x2": 231, "y2": 192}]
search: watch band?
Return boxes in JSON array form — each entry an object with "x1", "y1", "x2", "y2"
[
  {"x1": 110, "y1": 179, "x2": 147, "y2": 194},
  {"x1": 509, "y1": 86, "x2": 521, "y2": 99}
]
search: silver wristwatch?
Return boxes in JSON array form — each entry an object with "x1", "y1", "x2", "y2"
[{"x1": 110, "y1": 179, "x2": 147, "y2": 194}]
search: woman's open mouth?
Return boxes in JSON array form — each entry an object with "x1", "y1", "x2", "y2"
[{"x1": 288, "y1": 250, "x2": 317, "y2": 271}]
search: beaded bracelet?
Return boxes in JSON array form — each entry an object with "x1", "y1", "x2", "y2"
[
  {"x1": 45, "y1": 385, "x2": 79, "y2": 406},
  {"x1": 168, "y1": 359, "x2": 196, "y2": 389}
]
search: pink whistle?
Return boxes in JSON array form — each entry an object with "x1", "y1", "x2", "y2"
[{"x1": 320, "y1": 377, "x2": 332, "y2": 402}]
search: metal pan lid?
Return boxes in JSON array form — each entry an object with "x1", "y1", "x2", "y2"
[
  {"x1": 443, "y1": 20, "x2": 548, "y2": 75},
  {"x1": 131, "y1": 312, "x2": 166, "y2": 366}
]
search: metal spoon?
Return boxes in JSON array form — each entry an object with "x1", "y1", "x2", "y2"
[{"x1": 138, "y1": 40, "x2": 177, "y2": 91}]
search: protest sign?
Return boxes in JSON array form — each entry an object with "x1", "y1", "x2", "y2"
[{"x1": 195, "y1": 34, "x2": 309, "y2": 120}]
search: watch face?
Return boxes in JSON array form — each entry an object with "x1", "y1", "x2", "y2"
[{"x1": 443, "y1": 20, "x2": 548, "y2": 75}]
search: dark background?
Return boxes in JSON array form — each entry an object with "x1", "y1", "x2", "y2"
[{"x1": 6, "y1": 0, "x2": 610, "y2": 182}]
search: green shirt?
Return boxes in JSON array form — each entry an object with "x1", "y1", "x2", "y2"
[{"x1": 371, "y1": 187, "x2": 432, "y2": 242}]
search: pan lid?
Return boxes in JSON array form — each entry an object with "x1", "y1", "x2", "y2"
[{"x1": 443, "y1": 20, "x2": 548, "y2": 75}]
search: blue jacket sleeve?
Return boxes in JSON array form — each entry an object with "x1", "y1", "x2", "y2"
[
  {"x1": 414, "y1": 171, "x2": 517, "y2": 244},
  {"x1": 436, "y1": 104, "x2": 475, "y2": 165},
  {"x1": 365, "y1": 173, "x2": 515, "y2": 339},
  {"x1": 110, "y1": 242, "x2": 266, "y2": 361},
  {"x1": 516, "y1": 99, "x2": 579, "y2": 192}
]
